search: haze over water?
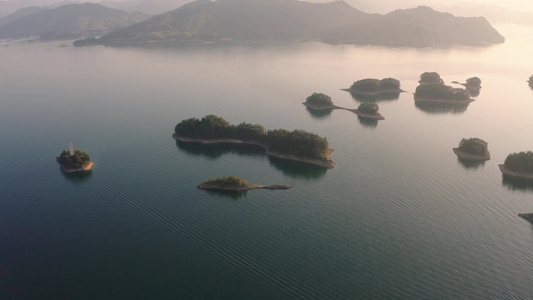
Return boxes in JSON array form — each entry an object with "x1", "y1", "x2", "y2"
[{"x1": 1, "y1": 24, "x2": 533, "y2": 299}]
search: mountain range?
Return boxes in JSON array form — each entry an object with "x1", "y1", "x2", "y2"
[
  {"x1": 0, "y1": 3, "x2": 150, "y2": 40},
  {"x1": 74, "y1": 0, "x2": 504, "y2": 47}
]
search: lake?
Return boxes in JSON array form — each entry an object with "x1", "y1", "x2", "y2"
[{"x1": 1, "y1": 24, "x2": 533, "y2": 299}]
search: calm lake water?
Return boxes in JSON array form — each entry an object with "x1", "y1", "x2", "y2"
[{"x1": 1, "y1": 24, "x2": 533, "y2": 299}]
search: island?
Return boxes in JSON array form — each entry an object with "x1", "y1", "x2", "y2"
[
  {"x1": 198, "y1": 176, "x2": 293, "y2": 191},
  {"x1": 57, "y1": 143, "x2": 93, "y2": 173},
  {"x1": 518, "y1": 213, "x2": 533, "y2": 224},
  {"x1": 173, "y1": 115, "x2": 336, "y2": 168},
  {"x1": 414, "y1": 72, "x2": 474, "y2": 104},
  {"x1": 453, "y1": 138, "x2": 490, "y2": 161},
  {"x1": 303, "y1": 92, "x2": 385, "y2": 120},
  {"x1": 343, "y1": 78, "x2": 403, "y2": 95},
  {"x1": 499, "y1": 151, "x2": 533, "y2": 180},
  {"x1": 529, "y1": 75, "x2": 533, "y2": 89}
]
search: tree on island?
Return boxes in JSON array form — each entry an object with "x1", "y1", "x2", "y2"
[
  {"x1": 504, "y1": 151, "x2": 533, "y2": 173},
  {"x1": 174, "y1": 115, "x2": 331, "y2": 161},
  {"x1": 465, "y1": 77, "x2": 481, "y2": 88},
  {"x1": 350, "y1": 78, "x2": 401, "y2": 93},
  {"x1": 58, "y1": 149, "x2": 91, "y2": 169},
  {"x1": 415, "y1": 84, "x2": 470, "y2": 101},
  {"x1": 419, "y1": 72, "x2": 444, "y2": 84},
  {"x1": 457, "y1": 138, "x2": 488, "y2": 155},
  {"x1": 357, "y1": 102, "x2": 379, "y2": 115},
  {"x1": 529, "y1": 75, "x2": 533, "y2": 89},
  {"x1": 207, "y1": 176, "x2": 248, "y2": 187},
  {"x1": 305, "y1": 92, "x2": 333, "y2": 106}
]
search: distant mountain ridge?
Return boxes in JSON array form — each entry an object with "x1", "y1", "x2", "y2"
[
  {"x1": 74, "y1": 0, "x2": 504, "y2": 48},
  {"x1": 0, "y1": 3, "x2": 151, "y2": 40}
]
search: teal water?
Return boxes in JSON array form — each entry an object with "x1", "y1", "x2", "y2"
[{"x1": 1, "y1": 25, "x2": 533, "y2": 299}]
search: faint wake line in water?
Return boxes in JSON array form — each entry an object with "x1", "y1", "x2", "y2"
[{"x1": 489, "y1": 123, "x2": 533, "y2": 141}]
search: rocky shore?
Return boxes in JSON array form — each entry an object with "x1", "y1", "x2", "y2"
[
  {"x1": 499, "y1": 164, "x2": 533, "y2": 180},
  {"x1": 453, "y1": 148, "x2": 490, "y2": 161}
]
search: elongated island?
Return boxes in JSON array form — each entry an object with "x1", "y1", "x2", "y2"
[
  {"x1": 414, "y1": 72, "x2": 474, "y2": 104},
  {"x1": 173, "y1": 115, "x2": 335, "y2": 168},
  {"x1": 343, "y1": 78, "x2": 404, "y2": 95},
  {"x1": 198, "y1": 176, "x2": 293, "y2": 191},
  {"x1": 57, "y1": 143, "x2": 93, "y2": 173}
]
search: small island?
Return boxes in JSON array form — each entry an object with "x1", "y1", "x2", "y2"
[
  {"x1": 414, "y1": 72, "x2": 473, "y2": 104},
  {"x1": 57, "y1": 143, "x2": 93, "y2": 173},
  {"x1": 303, "y1": 92, "x2": 385, "y2": 120},
  {"x1": 173, "y1": 115, "x2": 335, "y2": 168},
  {"x1": 499, "y1": 151, "x2": 533, "y2": 180},
  {"x1": 453, "y1": 138, "x2": 490, "y2": 161},
  {"x1": 198, "y1": 176, "x2": 293, "y2": 191},
  {"x1": 343, "y1": 78, "x2": 403, "y2": 95},
  {"x1": 518, "y1": 213, "x2": 533, "y2": 224},
  {"x1": 528, "y1": 75, "x2": 533, "y2": 89}
]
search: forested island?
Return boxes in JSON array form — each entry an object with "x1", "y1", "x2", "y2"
[
  {"x1": 529, "y1": 75, "x2": 533, "y2": 89},
  {"x1": 57, "y1": 148, "x2": 93, "y2": 173},
  {"x1": 414, "y1": 72, "x2": 473, "y2": 104},
  {"x1": 499, "y1": 151, "x2": 533, "y2": 180},
  {"x1": 518, "y1": 213, "x2": 533, "y2": 224},
  {"x1": 453, "y1": 138, "x2": 490, "y2": 161},
  {"x1": 345, "y1": 78, "x2": 403, "y2": 95},
  {"x1": 198, "y1": 176, "x2": 292, "y2": 191},
  {"x1": 173, "y1": 115, "x2": 335, "y2": 168},
  {"x1": 303, "y1": 92, "x2": 384, "y2": 120}
]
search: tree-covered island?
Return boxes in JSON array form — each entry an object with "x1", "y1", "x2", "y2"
[
  {"x1": 414, "y1": 72, "x2": 473, "y2": 104},
  {"x1": 499, "y1": 151, "x2": 533, "y2": 180},
  {"x1": 345, "y1": 78, "x2": 403, "y2": 95},
  {"x1": 57, "y1": 147, "x2": 93, "y2": 173},
  {"x1": 453, "y1": 138, "x2": 490, "y2": 160},
  {"x1": 303, "y1": 92, "x2": 385, "y2": 120},
  {"x1": 528, "y1": 75, "x2": 533, "y2": 89},
  {"x1": 173, "y1": 115, "x2": 335, "y2": 168},
  {"x1": 303, "y1": 92, "x2": 337, "y2": 110},
  {"x1": 197, "y1": 176, "x2": 293, "y2": 191},
  {"x1": 353, "y1": 103, "x2": 384, "y2": 120}
]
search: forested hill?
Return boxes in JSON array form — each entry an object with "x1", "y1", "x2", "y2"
[
  {"x1": 76, "y1": 0, "x2": 377, "y2": 46},
  {"x1": 0, "y1": 3, "x2": 151, "y2": 40},
  {"x1": 324, "y1": 6, "x2": 505, "y2": 46},
  {"x1": 75, "y1": 0, "x2": 504, "y2": 47}
]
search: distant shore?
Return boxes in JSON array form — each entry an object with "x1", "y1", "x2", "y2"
[
  {"x1": 303, "y1": 102, "x2": 385, "y2": 120},
  {"x1": 173, "y1": 134, "x2": 336, "y2": 168},
  {"x1": 453, "y1": 148, "x2": 490, "y2": 161},
  {"x1": 198, "y1": 181, "x2": 293, "y2": 191},
  {"x1": 499, "y1": 164, "x2": 533, "y2": 180}
]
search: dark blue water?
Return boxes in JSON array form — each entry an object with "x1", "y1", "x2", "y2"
[{"x1": 1, "y1": 25, "x2": 533, "y2": 299}]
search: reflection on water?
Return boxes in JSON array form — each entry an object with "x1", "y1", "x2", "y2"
[
  {"x1": 176, "y1": 141, "x2": 265, "y2": 159},
  {"x1": 502, "y1": 175, "x2": 533, "y2": 192},
  {"x1": 203, "y1": 189, "x2": 248, "y2": 200},
  {"x1": 358, "y1": 116, "x2": 378, "y2": 128},
  {"x1": 457, "y1": 158, "x2": 486, "y2": 170},
  {"x1": 349, "y1": 92, "x2": 401, "y2": 102},
  {"x1": 268, "y1": 156, "x2": 326, "y2": 180},
  {"x1": 62, "y1": 170, "x2": 92, "y2": 182},
  {"x1": 306, "y1": 106, "x2": 332, "y2": 119},
  {"x1": 415, "y1": 101, "x2": 469, "y2": 114}
]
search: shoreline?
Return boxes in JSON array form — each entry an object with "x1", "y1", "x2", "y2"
[
  {"x1": 341, "y1": 88, "x2": 404, "y2": 95},
  {"x1": 499, "y1": 164, "x2": 533, "y2": 180},
  {"x1": 198, "y1": 182, "x2": 293, "y2": 191},
  {"x1": 414, "y1": 95, "x2": 474, "y2": 104},
  {"x1": 173, "y1": 134, "x2": 336, "y2": 168},
  {"x1": 303, "y1": 102, "x2": 384, "y2": 120},
  {"x1": 518, "y1": 213, "x2": 533, "y2": 223},
  {"x1": 452, "y1": 148, "x2": 490, "y2": 161},
  {"x1": 58, "y1": 160, "x2": 94, "y2": 173}
]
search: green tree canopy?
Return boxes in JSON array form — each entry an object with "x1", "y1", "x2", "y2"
[
  {"x1": 305, "y1": 92, "x2": 333, "y2": 106},
  {"x1": 465, "y1": 77, "x2": 481, "y2": 87},
  {"x1": 357, "y1": 102, "x2": 379, "y2": 114},
  {"x1": 419, "y1": 72, "x2": 443, "y2": 84},
  {"x1": 458, "y1": 138, "x2": 488, "y2": 155},
  {"x1": 351, "y1": 78, "x2": 401, "y2": 92},
  {"x1": 415, "y1": 84, "x2": 470, "y2": 100},
  {"x1": 207, "y1": 176, "x2": 248, "y2": 187},
  {"x1": 58, "y1": 149, "x2": 91, "y2": 169},
  {"x1": 504, "y1": 151, "x2": 533, "y2": 173}
]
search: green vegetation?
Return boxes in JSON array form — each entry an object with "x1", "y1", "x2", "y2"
[
  {"x1": 207, "y1": 176, "x2": 248, "y2": 187},
  {"x1": 357, "y1": 103, "x2": 379, "y2": 114},
  {"x1": 458, "y1": 138, "x2": 488, "y2": 155},
  {"x1": 529, "y1": 75, "x2": 533, "y2": 88},
  {"x1": 415, "y1": 84, "x2": 470, "y2": 101},
  {"x1": 175, "y1": 115, "x2": 330, "y2": 161},
  {"x1": 58, "y1": 149, "x2": 91, "y2": 169},
  {"x1": 419, "y1": 72, "x2": 443, "y2": 84},
  {"x1": 305, "y1": 93, "x2": 333, "y2": 106},
  {"x1": 465, "y1": 77, "x2": 481, "y2": 87},
  {"x1": 350, "y1": 78, "x2": 401, "y2": 93},
  {"x1": 504, "y1": 151, "x2": 533, "y2": 173}
]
